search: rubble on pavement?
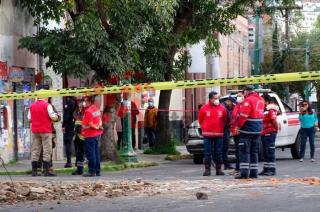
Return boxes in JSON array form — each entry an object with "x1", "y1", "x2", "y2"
[
  {"x1": 0, "y1": 179, "x2": 158, "y2": 205},
  {"x1": 1, "y1": 177, "x2": 319, "y2": 205}
]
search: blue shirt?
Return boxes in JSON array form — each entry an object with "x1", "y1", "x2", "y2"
[{"x1": 299, "y1": 113, "x2": 318, "y2": 128}]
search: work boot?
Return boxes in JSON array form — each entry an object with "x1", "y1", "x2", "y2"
[
  {"x1": 83, "y1": 172, "x2": 95, "y2": 177},
  {"x1": 224, "y1": 163, "x2": 234, "y2": 170},
  {"x1": 235, "y1": 169, "x2": 249, "y2": 179},
  {"x1": 249, "y1": 171, "x2": 258, "y2": 179},
  {"x1": 259, "y1": 167, "x2": 268, "y2": 176},
  {"x1": 31, "y1": 161, "x2": 38, "y2": 177},
  {"x1": 202, "y1": 160, "x2": 211, "y2": 176},
  {"x1": 64, "y1": 162, "x2": 72, "y2": 168},
  {"x1": 43, "y1": 161, "x2": 56, "y2": 177},
  {"x1": 72, "y1": 167, "x2": 84, "y2": 175},
  {"x1": 215, "y1": 163, "x2": 225, "y2": 176}
]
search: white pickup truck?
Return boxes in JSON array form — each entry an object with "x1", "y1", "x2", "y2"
[{"x1": 185, "y1": 90, "x2": 301, "y2": 164}]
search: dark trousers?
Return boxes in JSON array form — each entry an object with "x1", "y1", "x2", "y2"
[
  {"x1": 74, "y1": 135, "x2": 85, "y2": 168},
  {"x1": 239, "y1": 133, "x2": 260, "y2": 178},
  {"x1": 132, "y1": 129, "x2": 136, "y2": 149},
  {"x1": 261, "y1": 133, "x2": 277, "y2": 173},
  {"x1": 64, "y1": 132, "x2": 74, "y2": 163},
  {"x1": 234, "y1": 135, "x2": 240, "y2": 171},
  {"x1": 145, "y1": 128, "x2": 156, "y2": 147},
  {"x1": 117, "y1": 132, "x2": 123, "y2": 149},
  {"x1": 300, "y1": 127, "x2": 316, "y2": 159},
  {"x1": 204, "y1": 137, "x2": 223, "y2": 164},
  {"x1": 223, "y1": 128, "x2": 230, "y2": 166},
  {"x1": 84, "y1": 136, "x2": 101, "y2": 174}
]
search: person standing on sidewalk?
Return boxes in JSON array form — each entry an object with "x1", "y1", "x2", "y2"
[
  {"x1": 230, "y1": 91, "x2": 244, "y2": 173},
  {"x1": 37, "y1": 97, "x2": 61, "y2": 176},
  {"x1": 62, "y1": 96, "x2": 76, "y2": 168},
  {"x1": 198, "y1": 91, "x2": 227, "y2": 176},
  {"x1": 72, "y1": 98, "x2": 85, "y2": 175},
  {"x1": 144, "y1": 98, "x2": 158, "y2": 148},
  {"x1": 234, "y1": 85, "x2": 265, "y2": 179},
  {"x1": 222, "y1": 96, "x2": 236, "y2": 170},
  {"x1": 299, "y1": 101, "x2": 318, "y2": 162},
  {"x1": 260, "y1": 94, "x2": 279, "y2": 176},
  {"x1": 81, "y1": 96, "x2": 103, "y2": 177},
  {"x1": 28, "y1": 94, "x2": 59, "y2": 177}
]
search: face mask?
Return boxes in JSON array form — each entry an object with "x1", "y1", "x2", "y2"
[
  {"x1": 236, "y1": 96, "x2": 244, "y2": 104},
  {"x1": 82, "y1": 102, "x2": 87, "y2": 108},
  {"x1": 148, "y1": 102, "x2": 154, "y2": 107},
  {"x1": 213, "y1": 99, "x2": 220, "y2": 106}
]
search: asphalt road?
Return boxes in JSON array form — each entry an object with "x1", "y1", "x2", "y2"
[{"x1": 2, "y1": 143, "x2": 320, "y2": 212}]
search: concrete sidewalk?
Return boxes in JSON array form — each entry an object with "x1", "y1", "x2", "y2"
[{"x1": 2, "y1": 146, "x2": 189, "y2": 172}]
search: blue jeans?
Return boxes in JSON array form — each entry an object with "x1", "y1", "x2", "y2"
[
  {"x1": 204, "y1": 137, "x2": 223, "y2": 164},
  {"x1": 234, "y1": 135, "x2": 240, "y2": 171},
  {"x1": 239, "y1": 133, "x2": 260, "y2": 178},
  {"x1": 145, "y1": 128, "x2": 156, "y2": 147},
  {"x1": 300, "y1": 127, "x2": 316, "y2": 159},
  {"x1": 261, "y1": 133, "x2": 277, "y2": 173},
  {"x1": 84, "y1": 136, "x2": 101, "y2": 174}
]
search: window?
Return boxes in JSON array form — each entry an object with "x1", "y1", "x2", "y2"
[{"x1": 282, "y1": 101, "x2": 294, "y2": 113}]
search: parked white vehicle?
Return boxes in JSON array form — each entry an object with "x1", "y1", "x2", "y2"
[{"x1": 186, "y1": 90, "x2": 301, "y2": 164}]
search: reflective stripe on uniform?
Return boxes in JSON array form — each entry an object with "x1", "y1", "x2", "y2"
[
  {"x1": 240, "y1": 163, "x2": 249, "y2": 168},
  {"x1": 238, "y1": 130, "x2": 261, "y2": 134},
  {"x1": 75, "y1": 120, "x2": 82, "y2": 125},
  {"x1": 240, "y1": 113, "x2": 249, "y2": 117},
  {"x1": 247, "y1": 118, "x2": 263, "y2": 122},
  {"x1": 250, "y1": 163, "x2": 259, "y2": 170}
]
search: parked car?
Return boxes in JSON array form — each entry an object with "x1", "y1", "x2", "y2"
[{"x1": 185, "y1": 89, "x2": 301, "y2": 164}]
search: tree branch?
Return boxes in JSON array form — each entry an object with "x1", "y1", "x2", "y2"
[{"x1": 96, "y1": 0, "x2": 114, "y2": 39}]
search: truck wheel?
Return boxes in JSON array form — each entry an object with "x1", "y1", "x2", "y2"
[
  {"x1": 291, "y1": 132, "x2": 301, "y2": 159},
  {"x1": 193, "y1": 154, "x2": 204, "y2": 164},
  {"x1": 259, "y1": 140, "x2": 264, "y2": 162}
]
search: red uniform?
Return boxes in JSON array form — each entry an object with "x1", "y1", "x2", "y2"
[
  {"x1": 198, "y1": 102, "x2": 227, "y2": 138},
  {"x1": 262, "y1": 103, "x2": 279, "y2": 135},
  {"x1": 81, "y1": 104, "x2": 103, "y2": 138},
  {"x1": 30, "y1": 100, "x2": 52, "y2": 133},
  {"x1": 118, "y1": 101, "x2": 140, "y2": 128},
  {"x1": 237, "y1": 92, "x2": 265, "y2": 134},
  {"x1": 230, "y1": 103, "x2": 241, "y2": 135}
]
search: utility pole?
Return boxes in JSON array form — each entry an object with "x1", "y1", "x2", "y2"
[
  {"x1": 304, "y1": 40, "x2": 310, "y2": 101},
  {"x1": 120, "y1": 96, "x2": 138, "y2": 162},
  {"x1": 253, "y1": 8, "x2": 261, "y2": 77}
]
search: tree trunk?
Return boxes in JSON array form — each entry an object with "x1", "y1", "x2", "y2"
[
  {"x1": 156, "y1": 90, "x2": 172, "y2": 147},
  {"x1": 100, "y1": 109, "x2": 121, "y2": 163}
]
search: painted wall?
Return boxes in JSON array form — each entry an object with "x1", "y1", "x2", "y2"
[{"x1": 0, "y1": 1, "x2": 37, "y2": 162}]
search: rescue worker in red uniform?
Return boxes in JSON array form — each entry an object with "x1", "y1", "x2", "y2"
[
  {"x1": 234, "y1": 85, "x2": 265, "y2": 179},
  {"x1": 230, "y1": 91, "x2": 245, "y2": 172},
  {"x1": 28, "y1": 93, "x2": 59, "y2": 177},
  {"x1": 260, "y1": 94, "x2": 279, "y2": 176},
  {"x1": 198, "y1": 91, "x2": 227, "y2": 176},
  {"x1": 81, "y1": 96, "x2": 103, "y2": 177}
]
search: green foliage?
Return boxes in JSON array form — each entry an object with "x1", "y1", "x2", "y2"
[
  {"x1": 0, "y1": 161, "x2": 158, "y2": 176},
  {"x1": 20, "y1": 0, "x2": 254, "y2": 83},
  {"x1": 143, "y1": 139, "x2": 180, "y2": 155}
]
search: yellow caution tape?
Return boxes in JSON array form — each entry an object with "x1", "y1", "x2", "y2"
[{"x1": 0, "y1": 71, "x2": 319, "y2": 100}]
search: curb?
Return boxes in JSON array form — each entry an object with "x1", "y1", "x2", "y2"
[{"x1": 0, "y1": 161, "x2": 158, "y2": 176}]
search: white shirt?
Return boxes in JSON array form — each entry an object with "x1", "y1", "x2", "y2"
[{"x1": 27, "y1": 99, "x2": 57, "y2": 120}]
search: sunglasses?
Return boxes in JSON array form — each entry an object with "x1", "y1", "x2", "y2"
[{"x1": 302, "y1": 103, "x2": 308, "y2": 106}]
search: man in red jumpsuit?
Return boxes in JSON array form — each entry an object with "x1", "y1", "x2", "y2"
[{"x1": 198, "y1": 91, "x2": 227, "y2": 176}]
